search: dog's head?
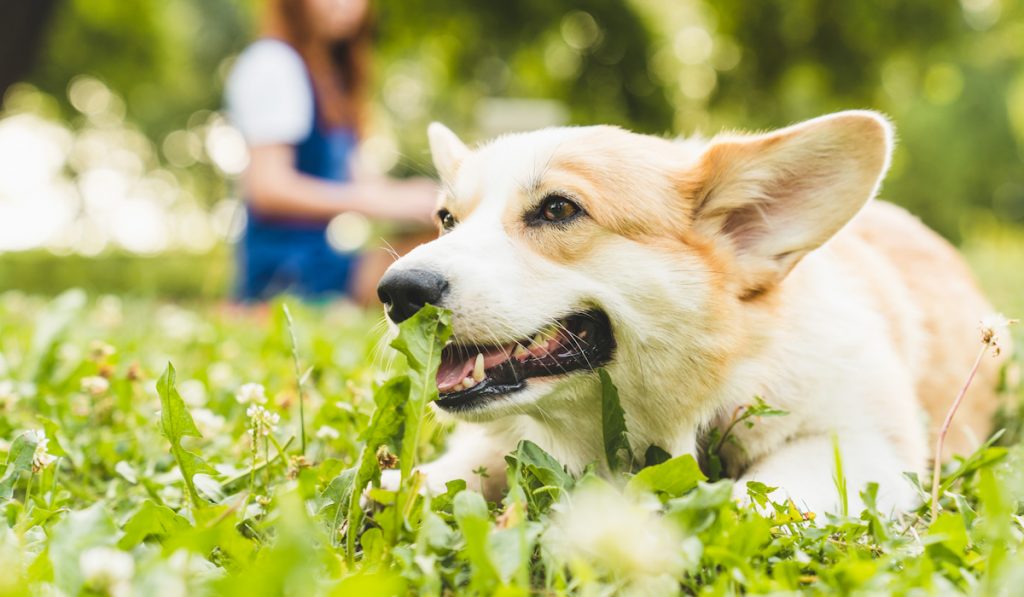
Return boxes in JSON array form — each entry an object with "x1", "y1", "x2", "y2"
[{"x1": 378, "y1": 112, "x2": 893, "y2": 423}]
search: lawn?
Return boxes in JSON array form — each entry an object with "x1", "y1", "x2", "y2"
[{"x1": 0, "y1": 232, "x2": 1022, "y2": 596}]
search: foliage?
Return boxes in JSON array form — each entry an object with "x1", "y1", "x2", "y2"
[
  {"x1": 2, "y1": 0, "x2": 1024, "y2": 262},
  {"x1": 1, "y1": 293, "x2": 1023, "y2": 594}
]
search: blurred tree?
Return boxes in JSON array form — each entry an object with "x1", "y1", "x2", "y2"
[
  {"x1": 4, "y1": 0, "x2": 1024, "y2": 248},
  {"x1": 0, "y1": 0, "x2": 60, "y2": 97},
  {"x1": 29, "y1": 0, "x2": 249, "y2": 139},
  {"x1": 633, "y1": 0, "x2": 1024, "y2": 239}
]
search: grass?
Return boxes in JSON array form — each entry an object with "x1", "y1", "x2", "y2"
[{"x1": 0, "y1": 231, "x2": 1022, "y2": 595}]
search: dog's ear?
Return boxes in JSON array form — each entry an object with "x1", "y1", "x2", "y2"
[
  {"x1": 685, "y1": 110, "x2": 893, "y2": 296},
  {"x1": 428, "y1": 122, "x2": 469, "y2": 182}
]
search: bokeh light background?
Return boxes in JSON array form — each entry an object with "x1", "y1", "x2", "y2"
[{"x1": 0, "y1": 0, "x2": 1022, "y2": 299}]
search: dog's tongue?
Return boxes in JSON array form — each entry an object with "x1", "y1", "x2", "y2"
[
  {"x1": 436, "y1": 344, "x2": 513, "y2": 391},
  {"x1": 436, "y1": 357, "x2": 473, "y2": 391}
]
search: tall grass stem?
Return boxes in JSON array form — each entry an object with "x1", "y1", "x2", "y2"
[
  {"x1": 930, "y1": 343, "x2": 989, "y2": 520},
  {"x1": 282, "y1": 304, "x2": 307, "y2": 455}
]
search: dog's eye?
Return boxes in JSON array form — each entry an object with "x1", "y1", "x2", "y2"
[
  {"x1": 438, "y1": 208, "x2": 456, "y2": 232},
  {"x1": 539, "y1": 195, "x2": 581, "y2": 223}
]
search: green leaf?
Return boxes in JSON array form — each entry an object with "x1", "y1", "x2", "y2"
[
  {"x1": 36, "y1": 416, "x2": 67, "y2": 457},
  {"x1": 939, "y1": 430, "x2": 1008, "y2": 493},
  {"x1": 390, "y1": 304, "x2": 451, "y2": 481},
  {"x1": 599, "y1": 368, "x2": 632, "y2": 472},
  {"x1": 118, "y1": 500, "x2": 191, "y2": 548},
  {"x1": 319, "y1": 468, "x2": 356, "y2": 518},
  {"x1": 389, "y1": 303, "x2": 452, "y2": 374},
  {"x1": 627, "y1": 454, "x2": 707, "y2": 498},
  {"x1": 665, "y1": 480, "x2": 733, "y2": 534},
  {"x1": 505, "y1": 440, "x2": 574, "y2": 514},
  {"x1": 158, "y1": 362, "x2": 202, "y2": 442},
  {"x1": 506, "y1": 440, "x2": 573, "y2": 490},
  {"x1": 349, "y1": 305, "x2": 451, "y2": 559},
  {"x1": 343, "y1": 375, "x2": 410, "y2": 561},
  {"x1": 156, "y1": 363, "x2": 216, "y2": 508},
  {"x1": 453, "y1": 490, "x2": 499, "y2": 592},
  {"x1": 926, "y1": 512, "x2": 969, "y2": 561},
  {"x1": 741, "y1": 396, "x2": 789, "y2": 423},
  {"x1": 644, "y1": 444, "x2": 672, "y2": 467},
  {"x1": 0, "y1": 432, "x2": 39, "y2": 500}
]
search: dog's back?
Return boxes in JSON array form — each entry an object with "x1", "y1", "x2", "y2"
[{"x1": 841, "y1": 200, "x2": 1007, "y2": 457}]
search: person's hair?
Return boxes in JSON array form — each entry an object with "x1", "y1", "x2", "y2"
[{"x1": 262, "y1": 0, "x2": 373, "y2": 134}]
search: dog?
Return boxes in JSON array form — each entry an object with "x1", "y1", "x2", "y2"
[{"x1": 376, "y1": 111, "x2": 1008, "y2": 514}]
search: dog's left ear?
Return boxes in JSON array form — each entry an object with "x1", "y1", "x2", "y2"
[
  {"x1": 428, "y1": 122, "x2": 469, "y2": 182},
  {"x1": 684, "y1": 110, "x2": 893, "y2": 296}
]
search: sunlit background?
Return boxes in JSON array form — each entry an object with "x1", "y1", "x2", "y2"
[{"x1": 1, "y1": 0, "x2": 1022, "y2": 300}]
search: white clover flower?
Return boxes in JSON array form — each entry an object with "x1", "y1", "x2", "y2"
[
  {"x1": 178, "y1": 379, "x2": 207, "y2": 407},
  {"x1": 0, "y1": 379, "x2": 18, "y2": 410},
  {"x1": 208, "y1": 362, "x2": 235, "y2": 387},
  {"x1": 80, "y1": 546, "x2": 134, "y2": 596},
  {"x1": 191, "y1": 408, "x2": 225, "y2": 437},
  {"x1": 235, "y1": 382, "x2": 267, "y2": 405},
  {"x1": 315, "y1": 425, "x2": 340, "y2": 440},
  {"x1": 246, "y1": 405, "x2": 280, "y2": 440},
  {"x1": 979, "y1": 313, "x2": 1018, "y2": 356},
  {"x1": 157, "y1": 304, "x2": 202, "y2": 342},
  {"x1": 26, "y1": 430, "x2": 56, "y2": 473},
  {"x1": 547, "y1": 483, "x2": 692, "y2": 583},
  {"x1": 88, "y1": 340, "x2": 116, "y2": 361},
  {"x1": 80, "y1": 375, "x2": 110, "y2": 396}
]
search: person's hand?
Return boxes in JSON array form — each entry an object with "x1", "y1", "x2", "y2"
[
  {"x1": 394, "y1": 178, "x2": 440, "y2": 224},
  {"x1": 357, "y1": 178, "x2": 437, "y2": 224}
]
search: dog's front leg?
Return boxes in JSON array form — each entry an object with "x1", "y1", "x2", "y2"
[
  {"x1": 733, "y1": 432, "x2": 919, "y2": 516},
  {"x1": 380, "y1": 424, "x2": 515, "y2": 500}
]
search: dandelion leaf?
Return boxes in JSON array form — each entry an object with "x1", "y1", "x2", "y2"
[
  {"x1": 627, "y1": 454, "x2": 707, "y2": 498},
  {"x1": 156, "y1": 363, "x2": 216, "y2": 506},
  {"x1": 599, "y1": 368, "x2": 632, "y2": 473},
  {"x1": 118, "y1": 500, "x2": 191, "y2": 548},
  {"x1": 390, "y1": 305, "x2": 451, "y2": 479},
  {"x1": 0, "y1": 431, "x2": 39, "y2": 500},
  {"x1": 453, "y1": 490, "x2": 499, "y2": 591}
]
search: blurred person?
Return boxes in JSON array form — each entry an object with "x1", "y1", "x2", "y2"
[{"x1": 226, "y1": 0, "x2": 436, "y2": 302}]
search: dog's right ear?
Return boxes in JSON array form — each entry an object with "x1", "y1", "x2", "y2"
[
  {"x1": 428, "y1": 122, "x2": 469, "y2": 182},
  {"x1": 682, "y1": 111, "x2": 893, "y2": 297}
]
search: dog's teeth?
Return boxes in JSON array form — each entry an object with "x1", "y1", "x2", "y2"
[
  {"x1": 513, "y1": 344, "x2": 529, "y2": 359},
  {"x1": 462, "y1": 376, "x2": 475, "y2": 389},
  {"x1": 530, "y1": 334, "x2": 546, "y2": 350},
  {"x1": 452, "y1": 381, "x2": 464, "y2": 392},
  {"x1": 472, "y1": 353, "x2": 485, "y2": 381}
]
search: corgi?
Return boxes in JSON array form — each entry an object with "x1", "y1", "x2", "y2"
[{"x1": 376, "y1": 111, "x2": 1008, "y2": 514}]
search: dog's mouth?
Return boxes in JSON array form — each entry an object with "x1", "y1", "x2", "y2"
[{"x1": 435, "y1": 309, "x2": 615, "y2": 411}]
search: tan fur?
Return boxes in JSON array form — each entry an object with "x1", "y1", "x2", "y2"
[{"x1": 844, "y1": 201, "x2": 1006, "y2": 457}]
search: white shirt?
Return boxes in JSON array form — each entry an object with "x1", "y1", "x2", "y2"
[{"x1": 225, "y1": 39, "x2": 314, "y2": 146}]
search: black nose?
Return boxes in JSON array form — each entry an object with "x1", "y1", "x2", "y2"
[{"x1": 377, "y1": 268, "x2": 449, "y2": 323}]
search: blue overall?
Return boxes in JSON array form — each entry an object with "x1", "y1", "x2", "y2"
[{"x1": 237, "y1": 114, "x2": 359, "y2": 301}]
